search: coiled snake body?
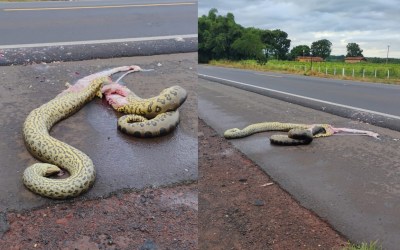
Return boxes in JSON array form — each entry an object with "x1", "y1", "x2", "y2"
[
  {"x1": 23, "y1": 66, "x2": 187, "y2": 199},
  {"x1": 101, "y1": 83, "x2": 187, "y2": 137},
  {"x1": 224, "y1": 121, "x2": 379, "y2": 145}
]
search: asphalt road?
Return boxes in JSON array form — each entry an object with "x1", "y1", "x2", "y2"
[
  {"x1": 0, "y1": 0, "x2": 197, "y2": 46},
  {"x1": 198, "y1": 65, "x2": 400, "y2": 118},
  {"x1": 198, "y1": 78, "x2": 400, "y2": 250}
]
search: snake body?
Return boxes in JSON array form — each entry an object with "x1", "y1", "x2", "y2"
[
  {"x1": 102, "y1": 83, "x2": 187, "y2": 136},
  {"x1": 117, "y1": 111, "x2": 180, "y2": 138},
  {"x1": 224, "y1": 121, "x2": 379, "y2": 145},
  {"x1": 224, "y1": 122, "x2": 334, "y2": 145},
  {"x1": 22, "y1": 76, "x2": 106, "y2": 199},
  {"x1": 23, "y1": 66, "x2": 187, "y2": 199}
]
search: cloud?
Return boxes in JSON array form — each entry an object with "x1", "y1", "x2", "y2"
[{"x1": 199, "y1": 0, "x2": 400, "y2": 58}]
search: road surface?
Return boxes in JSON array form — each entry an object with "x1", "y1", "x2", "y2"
[
  {"x1": 0, "y1": 0, "x2": 197, "y2": 66},
  {"x1": 0, "y1": 0, "x2": 197, "y2": 46},
  {"x1": 198, "y1": 66, "x2": 400, "y2": 130},
  {"x1": 198, "y1": 77, "x2": 400, "y2": 250}
]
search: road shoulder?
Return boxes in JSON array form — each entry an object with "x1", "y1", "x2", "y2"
[
  {"x1": 198, "y1": 78, "x2": 400, "y2": 249},
  {"x1": 199, "y1": 118, "x2": 346, "y2": 249}
]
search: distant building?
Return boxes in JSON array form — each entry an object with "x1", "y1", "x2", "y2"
[
  {"x1": 345, "y1": 56, "x2": 367, "y2": 63},
  {"x1": 296, "y1": 56, "x2": 324, "y2": 62}
]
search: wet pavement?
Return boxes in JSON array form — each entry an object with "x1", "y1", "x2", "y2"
[
  {"x1": 198, "y1": 78, "x2": 400, "y2": 250},
  {"x1": 0, "y1": 53, "x2": 197, "y2": 213}
]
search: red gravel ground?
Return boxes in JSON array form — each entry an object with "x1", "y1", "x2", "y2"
[
  {"x1": 0, "y1": 185, "x2": 197, "y2": 250},
  {"x1": 198, "y1": 118, "x2": 348, "y2": 250}
]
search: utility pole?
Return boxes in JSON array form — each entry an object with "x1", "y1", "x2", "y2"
[{"x1": 386, "y1": 45, "x2": 390, "y2": 64}]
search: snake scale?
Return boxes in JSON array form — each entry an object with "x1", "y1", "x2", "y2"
[
  {"x1": 224, "y1": 121, "x2": 379, "y2": 145},
  {"x1": 23, "y1": 66, "x2": 187, "y2": 199}
]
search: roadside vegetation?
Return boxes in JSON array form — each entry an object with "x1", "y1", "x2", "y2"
[
  {"x1": 343, "y1": 241, "x2": 382, "y2": 250},
  {"x1": 209, "y1": 59, "x2": 400, "y2": 84},
  {"x1": 199, "y1": 8, "x2": 400, "y2": 84}
]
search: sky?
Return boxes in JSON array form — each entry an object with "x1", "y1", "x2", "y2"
[{"x1": 198, "y1": 0, "x2": 400, "y2": 58}]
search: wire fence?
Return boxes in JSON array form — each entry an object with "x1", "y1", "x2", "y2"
[{"x1": 269, "y1": 60, "x2": 400, "y2": 80}]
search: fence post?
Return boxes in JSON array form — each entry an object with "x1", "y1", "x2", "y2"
[
  {"x1": 362, "y1": 69, "x2": 365, "y2": 78},
  {"x1": 325, "y1": 67, "x2": 328, "y2": 75},
  {"x1": 342, "y1": 68, "x2": 345, "y2": 76},
  {"x1": 374, "y1": 69, "x2": 377, "y2": 78}
]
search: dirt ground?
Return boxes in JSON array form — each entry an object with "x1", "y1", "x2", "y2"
[
  {"x1": 198, "y1": 118, "x2": 347, "y2": 250},
  {"x1": 0, "y1": 184, "x2": 197, "y2": 250}
]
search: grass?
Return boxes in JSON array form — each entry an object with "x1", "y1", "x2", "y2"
[
  {"x1": 343, "y1": 241, "x2": 382, "y2": 250},
  {"x1": 208, "y1": 59, "x2": 400, "y2": 85}
]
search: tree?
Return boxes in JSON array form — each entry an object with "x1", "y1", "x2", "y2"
[
  {"x1": 260, "y1": 29, "x2": 291, "y2": 60},
  {"x1": 290, "y1": 45, "x2": 310, "y2": 59},
  {"x1": 198, "y1": 14, "x2": 213, "y2": 63},
  {"x1": 198, "y1": 8, "x2": 292, "y2": 63},
  {"x1": 311, "y1": 39, "x2": 332, "y2": 59},
  {"x1": 198, "y1": 9, "x2": 244, "y2": 62},
  {"x1": 231, "y1": 29, "x2": 266, "y2": 62},
  {"x1": 346, "y1": 43, "x2": 363, "y2": 57}
]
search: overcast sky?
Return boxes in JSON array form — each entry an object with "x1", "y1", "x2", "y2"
[{"x1": 198, "y1": 0, "x2": 400, "y2": 58}]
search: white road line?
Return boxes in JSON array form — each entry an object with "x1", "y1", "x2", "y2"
[
  {"x1": 198, "y1": 73, "x2": 400, "y2": 120},
  {"x1": 254, "y1": 73, "x2": 283, "y2": 78},
  {"x1": 0, "y1": 34, "x2": 198, "y2": 49},
  {"x1": 3, "y1": 2, "x2": 196, "y2": 11}
]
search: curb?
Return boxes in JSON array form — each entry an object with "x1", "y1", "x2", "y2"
[
  {"x1": 0, "y1": 35, "x2": 197, "y2": 66},
  {"x1": 199, "y1": 73, "x2": 400, "y2": 132}
]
